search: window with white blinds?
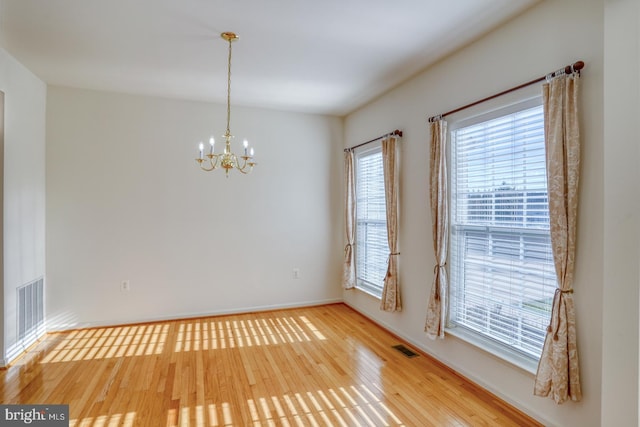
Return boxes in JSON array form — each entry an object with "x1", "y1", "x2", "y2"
[
  {"x1": 355, "y1": 144, "x2": 389, "y2": 298},
  {"x1": 449, "y1": 100, "x2": 556, "y2": 360}
]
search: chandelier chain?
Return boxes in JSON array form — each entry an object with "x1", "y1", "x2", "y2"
[{"x1": 226, "y1": 38, "x2": 232, "y2": 136}]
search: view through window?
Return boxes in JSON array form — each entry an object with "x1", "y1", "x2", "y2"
[
  {"x1": 355, "y1": 144, "x2": 388, "y2": 298},
  {"x1": 449, "y1": 101, "x2": 556, "y2": 360}
]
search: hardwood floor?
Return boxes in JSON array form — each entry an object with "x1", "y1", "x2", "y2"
[{"x1": 1, "y1": 303, "x2": 541, "y2": 427}]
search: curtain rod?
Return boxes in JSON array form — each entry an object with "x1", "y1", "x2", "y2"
[
  {"x1": 427, "y1": 60, "x2": 584, "y2": 123},
  {"x1": 344, "y1": 129, "x2": 403, "y2": 152}
]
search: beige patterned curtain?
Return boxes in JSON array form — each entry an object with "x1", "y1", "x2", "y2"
[
  {"x1": 342, "y1": 150, "x2": 356, "y2": 289},
  {"x1": 380, "y1": 136, "x2": 401, "y2": 311},
  {"x1": 534, "y1": 72, "x2": 582, "y2": 403},
  {"x1": 425, "y1": 119, "x2": 448, "y2": 338}
]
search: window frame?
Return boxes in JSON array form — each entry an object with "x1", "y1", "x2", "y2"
[
  {"x1": 445, "y1": 90, "x2": 556, "y2": 373},
  {"x1": 354, "y1": 142, "x2": 389, "y2": 299}
]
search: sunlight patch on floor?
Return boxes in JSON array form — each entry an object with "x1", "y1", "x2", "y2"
[
  {"x1": 70, "y1": 411, "x2": 136, "y2": 427},
  {"x1": 173, "y1": 316, "x2": 325, "y2": 352},
  {"x1": 164, "y1": 385, "x2": 404, "y2": 427},
  {"x1": 42, "y1": 324, "x2": 168, "y2": 363},
  {"x1": 39, "y1": 315, "x2": 326, "y2": 363}
]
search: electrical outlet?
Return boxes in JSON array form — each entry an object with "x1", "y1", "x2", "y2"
[
  {"x1": 121, "y1": 280, "x2": 130, "y2": 292},
  {"x1": 293, "y1": 268, "x2": 300, "y2": 279}
]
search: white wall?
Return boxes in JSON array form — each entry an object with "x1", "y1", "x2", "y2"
[
  {"x1": 602, "y1": 0, "x2": 640, "y2": 425},
  {"x1": 343, "y1": 1, "x2": 604, "y2": 426},
  {"x1": 46, "y1": 87, "x2": 343, "y2": 329},
  {"x1": 0, "y1": 48, "x2": 47, "y2": 365}
]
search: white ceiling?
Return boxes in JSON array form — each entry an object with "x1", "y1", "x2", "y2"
[{"x1": 0, "y1": 0, "x2": 538, "y2": 116}]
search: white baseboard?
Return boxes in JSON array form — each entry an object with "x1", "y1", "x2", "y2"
[
  {"x1": 47, "y1": 298, "x2": 344, "y2": 332},
  {"x1": 3, "y1": 326, "x2": 48, "y2": 367}
]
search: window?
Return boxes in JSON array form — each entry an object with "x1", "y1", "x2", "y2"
[
  {"x1": 355, "y1": 143, "x2": 389, "y2": 298},
  {"x1": 449, "y1": 99, "x2": 556, "y2": 361}
]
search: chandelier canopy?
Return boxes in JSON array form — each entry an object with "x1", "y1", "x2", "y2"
[{"x1": 196, "y1": 32, "x2": 256, "y2": 177}]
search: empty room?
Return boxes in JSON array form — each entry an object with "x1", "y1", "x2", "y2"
[{"x1": 0, "y1": 0, "x2": 638, "y2": 426}]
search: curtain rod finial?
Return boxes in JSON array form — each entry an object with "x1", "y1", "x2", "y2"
[{"x1": 566, "y1": 61, "x2": 584, "y2": 74}]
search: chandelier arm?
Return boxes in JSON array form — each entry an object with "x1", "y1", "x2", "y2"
[
  {"x1": 241, "y1": 156, "x2": 253, "y2": 171},
  {"x1": 198, "y1": 161, "x2": 216, "y2": 172},
  {"x1": 236, "y1": 162, "x2": 252, "y2": 174},
  {"x1": 236, "y1": 157, "x2": 256, "y2": 174},
  {"x1": 198, "y1": 154, "x2": 220, "y2": 171}
]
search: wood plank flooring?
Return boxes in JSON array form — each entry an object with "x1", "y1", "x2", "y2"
[{"x1": 0, "y1": 303, "x2": 542, "y2": 426}]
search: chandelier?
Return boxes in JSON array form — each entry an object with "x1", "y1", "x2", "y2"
[{"x1": 196, "y1": 32, "x2": 256, "y2": 177}]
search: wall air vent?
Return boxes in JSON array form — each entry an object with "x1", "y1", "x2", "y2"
[{"x1": 17, "y1": 278, "x2": 45, "y2": 343}]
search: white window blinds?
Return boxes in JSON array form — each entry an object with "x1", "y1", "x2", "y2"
[
  {"x1": 449, "y1": 103, "x2": 556, "y2": 359},
  {"x1": 355, "y1": 145, "x2": 389, "y2": 297}
]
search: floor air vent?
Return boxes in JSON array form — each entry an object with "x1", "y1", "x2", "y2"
[{"x1": 392, "y1": 344, "x2": 418, "y2": 358}]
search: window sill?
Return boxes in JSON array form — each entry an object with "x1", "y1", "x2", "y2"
[
  {"x1": 444, "y1": 325, "x2": 539, "y2": 376},
  {"x1": 354, "y1": 285, "x2": 382, "y2": 300}
]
